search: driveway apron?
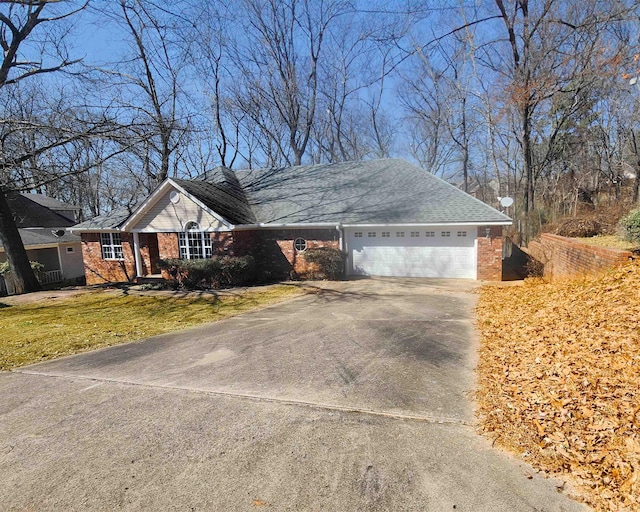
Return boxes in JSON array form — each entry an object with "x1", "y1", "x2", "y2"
[{"x1": 0, "y1": 278, "x2": 587, "y2": 511}]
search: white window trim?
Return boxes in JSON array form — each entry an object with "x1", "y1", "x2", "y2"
[
  {"x1": 101, "y1": 233, "x2": 124, "y2": 261},
  {"x1": 294, "y1": 237, "x2": 307, "y2": 252},
  {"x1": 178, "y1": 222, "x2": 212, "y2": 260}
]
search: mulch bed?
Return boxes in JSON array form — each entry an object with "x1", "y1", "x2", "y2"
[{"x1": 476, "y1": 262, "x2": 640, "y2": 511}]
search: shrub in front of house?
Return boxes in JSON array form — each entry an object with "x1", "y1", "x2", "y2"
[
  {"x1": 157, "y1": 255, "x2": 256, "y2": 289},
  {"x1": 0, "y1": 260, "x2": 44, "y2": 278},
  {"x1": 618, "y1": 209, "x2": 640, "y2": 244},
  {"x1": 303, "y1": 247, "x2": 347, "y2": 280}
]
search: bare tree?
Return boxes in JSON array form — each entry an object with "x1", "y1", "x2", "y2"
[
  {"x1": 92, "y1": 0, "x2": 191, "y2": 191},
  {"x1": 490, "y1": 0, "x2": 630, "y2": 214},
  {"x1": 229, "y1": 0, "x2": 348, "y2": 166},
  {"x1": 0, "y1": 0, "x2": 90, "y2": 295}
]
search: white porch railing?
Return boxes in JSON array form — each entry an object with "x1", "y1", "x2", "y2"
[
  {"x1": 0, "y1": 269, "x2": 63, "y2": 295},
  {"x1": 39, "y1": 269, "x2": 63, "y2": 285}
]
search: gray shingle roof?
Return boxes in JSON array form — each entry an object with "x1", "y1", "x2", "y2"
[
  {"x1": 173, "y1": 177, "x2": 255, "y2": 225},
  {"x1": 231, "y1": 159, "x2": 511, "y2": 225},
  {"x1": 7, "y1": 192, "x2": 76, "y2": 228},
  {"x1": 70, "y1": 207, "x2": 132, "y2": 231},
  {"x1": 0, "y1": 228, "x2": 80, "y2": 250},
  {"x1": 73, "y1": 159, "x2": 511, "y2": 231},
  {"x1": 20, "y1": 193, "x2": 80, "y2": 211}
]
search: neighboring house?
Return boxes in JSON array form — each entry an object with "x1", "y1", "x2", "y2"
[
  {"x1": 21, "y1": 192, "x2": 81, "y2": 223},
  {"x1": 70, "y1": 159, "x2": 512, "y2": 284},
  {"x1": 459, "y1": 177, "x2": 501, "y2": 205},
  {"x1": 0, "y1": 193, "x2": 85, "y2": 292}
]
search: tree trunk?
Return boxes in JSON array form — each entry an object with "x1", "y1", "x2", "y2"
[
  {"x1": 0, "y1": 189, "x2": 40, "y2": 294},
  {"x1": 630, "y1": 130, "x2": 640, "y2": 204},
  {"x1": 461, "y1": 99, "x2": 469, "y2": 193},
  {"x1": 633, "y1": 158, "x2": 640, "y2": 204},
  {"x1": 522, "y1": 104, "x2": 534, "y2": 212}
]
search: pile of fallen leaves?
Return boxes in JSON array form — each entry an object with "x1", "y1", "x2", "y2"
[
  {"x1": 554, "y1": 217, "x2": 602, "y2": 238},
  {"x1": 476, "y1": 261, "x2": 640, "y2": 511}
]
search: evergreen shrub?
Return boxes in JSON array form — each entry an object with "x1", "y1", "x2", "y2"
[
  {"x1": 303, "y1": 247, "x2": 347, "y2": 280},
  {"x1": 157, "y1": 255, "x2": 256, "y2": 289},
  {"x1": 618, "y1": 209, "x2": 640, "y2": 244}
]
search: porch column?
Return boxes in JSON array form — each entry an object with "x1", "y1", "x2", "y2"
[
  {"x1": 132, "y1": 232, "x2": 143, "y2": 278},
  {"x1": 56, "y1": 244, "x2": 64, "y2": 280}
]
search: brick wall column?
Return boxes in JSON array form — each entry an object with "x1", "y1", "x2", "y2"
[{"x1": 476, "y1": 226, "x2": 503, "y2": 281}]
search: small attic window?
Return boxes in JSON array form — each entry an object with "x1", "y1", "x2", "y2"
[
  {"x1": 169, "y1": 191, "x2": 180, "y2": 204},
  {"x1": 294, "y1": 238, "x2": 307, "y2": 252}
]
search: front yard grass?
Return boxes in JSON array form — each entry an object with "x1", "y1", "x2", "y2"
[
  {"x1": 476, "y1": 262, "x2": 640, "y2": 511},
  {"x1": 0, "y1": 284, "x2": 304, "y2": 371}
]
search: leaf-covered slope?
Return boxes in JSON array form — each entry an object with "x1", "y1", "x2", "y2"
[{"x1": 476, "y1": 262, "x2": 640, "y2": 511}]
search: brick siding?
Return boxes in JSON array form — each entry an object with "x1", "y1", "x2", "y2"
[
  {"x1": 526, "y1": 233, "x2": 632, "y2": 280},
  {"x1": 157, "y1": 232, "x2": 179, "y2": 259},
  {"x1": 233, "y1": 228, "x2": 340, "y2": 279},
  {"x1": 83, "y1": 226, "x2": 502, "y2": 283},
  {"x1": 81, "y1": 233, "x2": 137, "y2": 285},
  {"x1": 82, "y1": 233, "x2": 160, "y2": 284},
  {"x1": 476, "y1": 226, "x2": 504, "y2": 281}
]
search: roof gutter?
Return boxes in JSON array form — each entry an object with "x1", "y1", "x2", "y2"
[
  {"x1": 69, "y1": 219, "x2": 512, "y2": 233},
  {"x1": 67, "y1": 227, "x2": 125, "y2": 233},
  {"x1": 234, "y1": 220, "x2": 512, "y2": 230},
  {"x1": 0, "y1": 242, "x2": 70, "y2": 252},
  {"x1": 340, "y1": 221, "x2": 512, "y2": 227},
  {"x1": 232, "y1": 222, "x2": 341, "y2": 230}
]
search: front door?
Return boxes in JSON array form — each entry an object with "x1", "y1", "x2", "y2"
[{"x1": 147, "y1": 234, "x2": 160, "y2": 274}]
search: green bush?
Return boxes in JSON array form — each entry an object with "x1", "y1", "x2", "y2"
[
  {"x1": 157, "y1": 255, "x2": 256, "y2": 289},
  {"x1": 618, "y1": 209, "x2": 640, "y2": 244},
  {"x1": 303, "y1": 247, "x2": 347, "y2": 280},
  {"x1": 0, "y1": 260, "x2": 44, "y2": 277}
]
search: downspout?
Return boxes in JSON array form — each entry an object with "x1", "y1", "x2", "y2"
[{"x1": 132, "y1": 232, "x2": 143, "y2": 279}]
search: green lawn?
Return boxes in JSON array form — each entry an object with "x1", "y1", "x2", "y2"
[{"x1": 0, "y1": 285, "x2": 304, "y2": 370}]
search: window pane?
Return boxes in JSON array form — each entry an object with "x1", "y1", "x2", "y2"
[
  {"x1": 101, "y1": 233, "x2": 123, "y2": 260},
  {"x1": 178, "y1": 233, "x2": 188, "y2": 258},
  {"x1": 294, "y1": 238, "x2": 307, "y2": 251}
]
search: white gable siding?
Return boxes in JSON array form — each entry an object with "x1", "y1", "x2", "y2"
[{"x1": 131, "y1": 189, "x2": 225, "y2": 232}]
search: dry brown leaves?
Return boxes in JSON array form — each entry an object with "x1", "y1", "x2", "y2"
[{"x1": 476, "y1": 261, "x2": 640, "y2": 511}]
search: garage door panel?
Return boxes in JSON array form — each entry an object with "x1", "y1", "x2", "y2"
[{"x1": 347, "y1": 227, "x2": 476, "y2": 279}]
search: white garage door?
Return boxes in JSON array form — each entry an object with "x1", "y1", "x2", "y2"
[{"x1": 346, "y1": 227, "x2": 477, "y2": 278}]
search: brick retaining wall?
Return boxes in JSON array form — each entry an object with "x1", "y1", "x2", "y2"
[{"x1": 526, "y1": 233, "x2": 632, "y2": 280}]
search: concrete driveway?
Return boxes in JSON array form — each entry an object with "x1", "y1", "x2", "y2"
[{"x1": 0, "y1": 278, "x2": 585, "y2": 511}]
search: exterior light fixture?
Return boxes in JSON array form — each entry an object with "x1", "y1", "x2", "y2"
[{"x1": 485, "y1": 227, "x2": 491, "y2": 238}]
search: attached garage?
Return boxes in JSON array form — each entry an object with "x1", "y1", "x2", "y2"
[{"x1": 345, "y1": 226, "x2": 477, "y2": 279}]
